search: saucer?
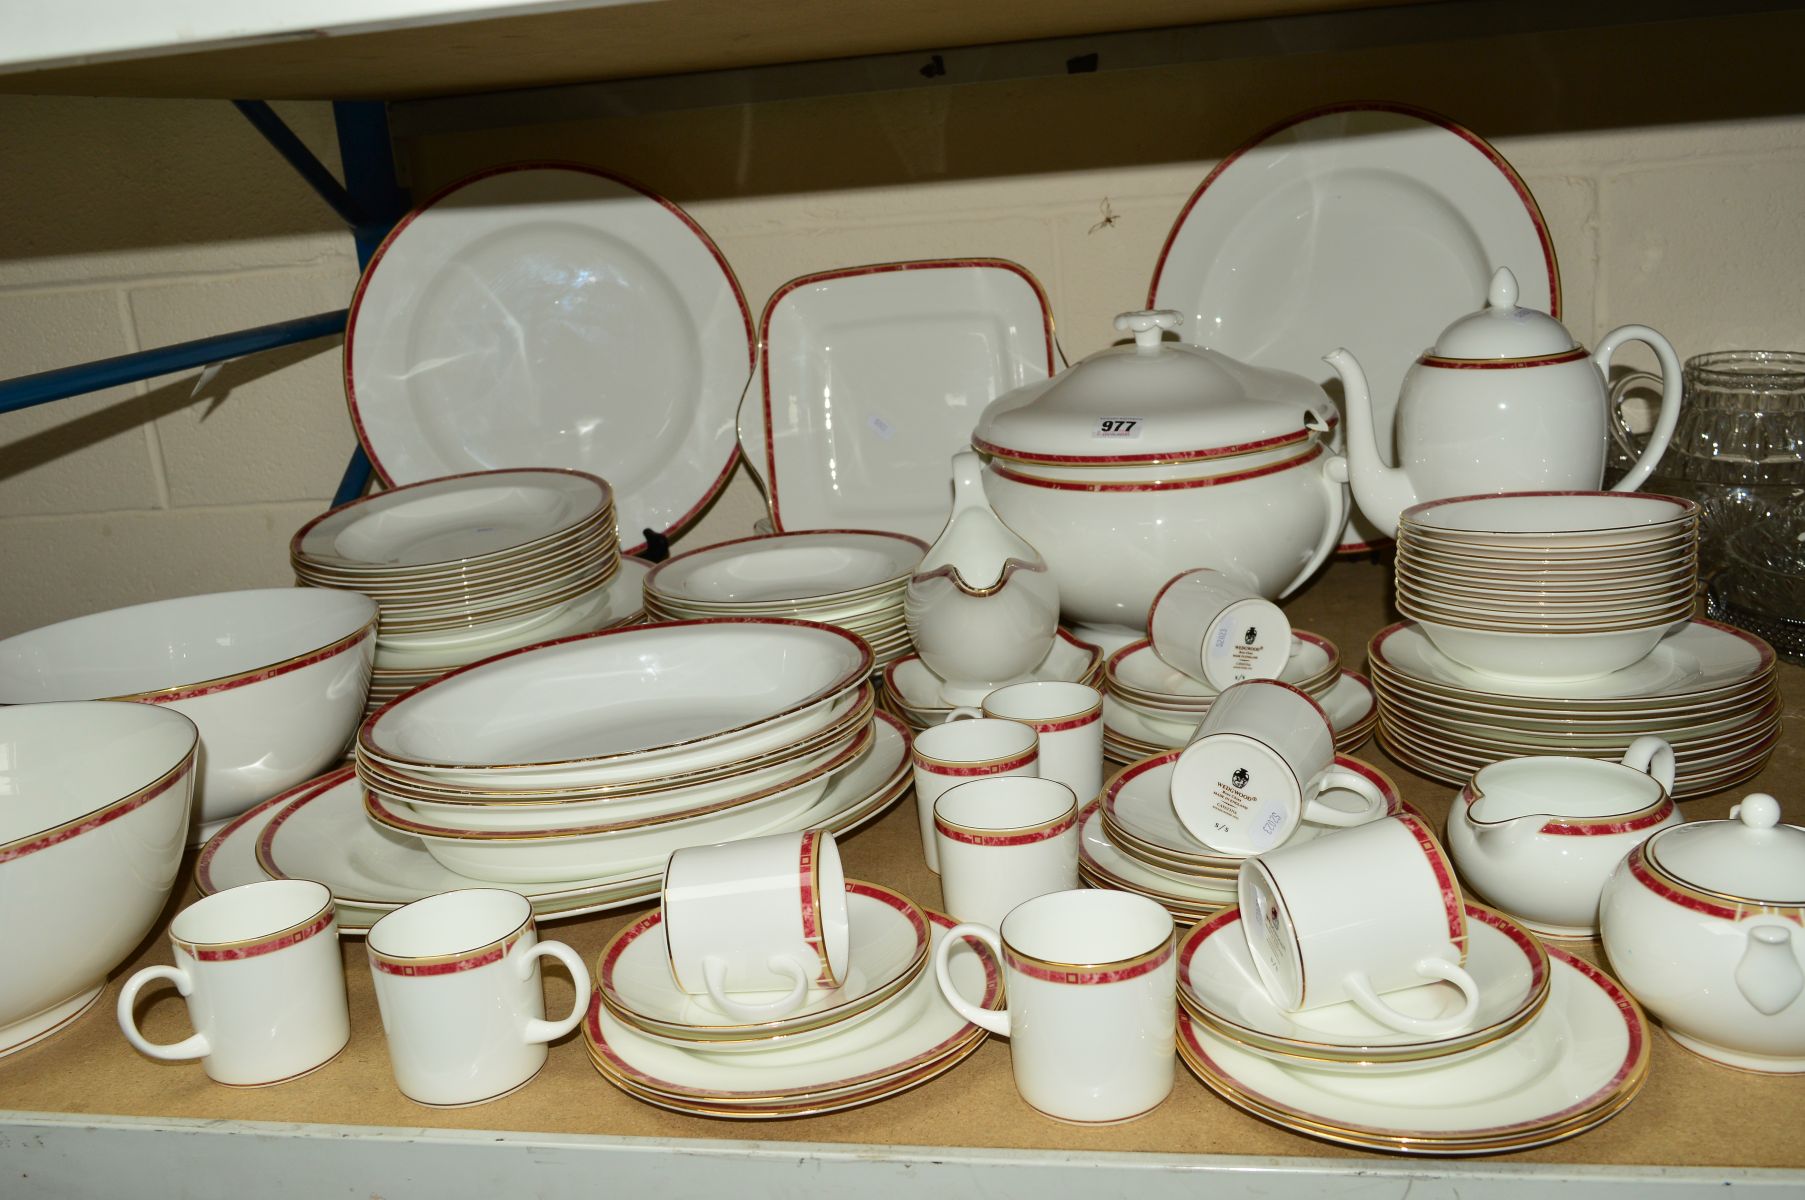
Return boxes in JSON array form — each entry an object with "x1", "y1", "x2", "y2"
[
  {"x1": 212, "y1": 712, "x2": 910, "y2": 933},
  {"x1": 883, "y1": 628, "x2": 1103, "y2": 722},
  {"x1": 1179, "y1": 904, "x2": 1550, "y2": 1072},
  {"x1": 585, "y1": 908, "x2": 998, "y2": 1108},
  {"x1": 1103, "y1": 671, "x2": 1377, "y2": 760},
  {"x1": 1102, "y1": 752, "x2": 1402, "y2": 872},
  {"x1": 1178, "y1": 945, "x2": 1649, "y2": 1154},
  {"x1": 1108, "y1": 632, "x2": 1339, "y2": 707},
  {"x1": 1077, "y1": 801, "x2": 1237, "y2": 917},
  {"x1": 598, "y1": 882, "x2": 930, "y2": 1049}
]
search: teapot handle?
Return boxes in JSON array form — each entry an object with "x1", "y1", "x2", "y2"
[
  {"x1": 1607, "y1": 371, "x2": 1661, "y2": 460},
  {"x1": 1595, "y1": 326, "x2": 1684, "y2": 492},
  {"x1": 1277, "y1": 453, "x2": 1349, "y2": 599}
]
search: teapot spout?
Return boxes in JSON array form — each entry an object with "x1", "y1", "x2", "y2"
[
  {"x1": 1323, "y1": 347, "x2": 1419, "y2": 537},
  {"x1": 1736, "y1": 925, "x2": 1804, "y2": 1016}
]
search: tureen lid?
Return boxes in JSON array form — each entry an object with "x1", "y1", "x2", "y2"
[
  {"x1": 1645, "y1": 794, "x2": 1805, "y2": 906},
  {"x1": 1425, "y1": 268, "x2": 1578, "y2": 361},
  {"x1": 972, "y1": 310, "x2": 1330, "y2": 466}
]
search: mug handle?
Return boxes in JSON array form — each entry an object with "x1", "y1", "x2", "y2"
[
  {"x1": 1342, "y1": 958, "x2": 1481, "y2": 1037},
  {"x1": 1595, "y1": 327, "x2": 1684, "y2": 492},
  {"x1": 941, "y1": 707, "x2": 983, "y2": 724},
  {"x1": 520, "y1": 940, "x2": 592, "y2": 1045},
  {"x1": 701, "y1": 953, "x2": 811, "y2": 1021},
  {"x1": 1620, "y1": 736, "x2": 1677, "y2": 792},
  {"x1": 1301, "y1": 767, "x2": 1390, "y2": 827},
  {"x1": 116, "y1": 965, "x2": 210, "y2": 1061},
  {"x1": 933, "y1": 923, "x2": 1011, "y2": 1038}
]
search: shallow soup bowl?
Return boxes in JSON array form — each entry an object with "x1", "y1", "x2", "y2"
[
  {"x1": 0, "y1": 589, "x2": 376, "y2": 839},
  {"x1": 0, "y1": 701, "x2": 198, "y2": 1057}
]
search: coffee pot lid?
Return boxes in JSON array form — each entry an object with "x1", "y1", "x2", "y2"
[
  {"x1": 1427, "y1": 267, "x2": 1578, "y2": 361},
  {"x1": 1645, "y1": 793, "x2": 1805, "y2": 906}
]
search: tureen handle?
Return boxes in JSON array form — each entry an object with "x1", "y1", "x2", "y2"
[
  {"x1": 1276, "y1": 453, "x2": 1349, "y2": 599},
  {"x1": 1113, "y1": 310, "x2": 1182, "y2": 354}
]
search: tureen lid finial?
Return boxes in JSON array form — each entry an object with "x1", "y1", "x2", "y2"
[{"x1": 1114, "y1": 310, "x2": 1182, "y2": 355}]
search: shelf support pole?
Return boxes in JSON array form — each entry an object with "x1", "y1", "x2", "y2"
[{"x1": 232, "y1": 100, "x2": 368, "y2": 231}]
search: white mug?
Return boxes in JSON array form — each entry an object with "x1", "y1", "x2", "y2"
[
  {"x1": 954, "y1": 681, "x2": 1105, "y2": 806},
  {"x1": 911, "y1": 717, "x2": 1039, "y2": 873},
  {"x1": 934, "y1": 777, "x2": 1080, "y2": 928},
  {"x1": 1148, "y1": 568, "x2": 1292, "y2": 689},
  {"x1": 1238, "y1": 812, "x2": 1481, "y2": 1036},
  {"x1": 935, "y1": 889, "x2": 1176, "y2": 1124},
  {"x1": 116, "y1": 879, "x2": 347, "y2": 1087},
  {"x1": 1170, "y1": 678, "x2": 1386, "y2": 854},
  {"x1": 662, "y1": 829, "x2": 849, "y2": 1021},
  {"x1": 366, "y1": 889, "x2": 589, "y2": 1107}
]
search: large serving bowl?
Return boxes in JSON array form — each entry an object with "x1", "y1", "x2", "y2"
[
  {"x1": 0, "y1": 702, "x2": 197, "y2": 1056},
  {"x1": 0, "y1": 589, "x2": 377, "y2": 837}
]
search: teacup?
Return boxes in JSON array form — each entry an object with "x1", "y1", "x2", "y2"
[
  {"x1": 934, "y1": 776, "x2": 1080, "y2": 928},
  {"x1": 1169, "y1": 678, "x2": 1387, "y2": 854},
  {"x1": 1238, "y1": 813, "x2": 1481, "y2": 1036},
  {"x1": 366, "y1": 889, "x2": 588, "y2": 1107},
  {"x1": 935, "y1": 889, "x2": 1176, "y2": 1124},
  {"x1": 1447, "y1": 737, "x2": 1680, "y2": 937},
  {"x1": 117, "y1": 879, "x2": 347, "y2": 1087},
  {"x1": 1149, "y1": 568, "x2": 1291, "y2": 689},
  {"x1": 661, "y1": 830, "x2": 849, "y2": 1020},
  {"x1": 911, "y1": 717, "x2": 1039, "y2": 872}
]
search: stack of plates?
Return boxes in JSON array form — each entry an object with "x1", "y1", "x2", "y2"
[
  {"x1": 290, "y1": 469, "x2": 639, "y2": 714},
  {"x1": 1370, "y1": 620, "x2": 1781, "y2": 797},
  {"x1": 1078, "y1": 751, "x2": 1410, "y2": 924},
  {"x1": 349, "y1": 618, "x2": 881, "y2": 883},
  {"x1": 194, "y1": 712, "x2": 913, "y2": 934},
  {"x1": 1394, "y1": 493, "x2": 1700, "y2": 681},
  {"x1": 642, "y1": 531, "x2": 926, "y2": 669},
  {"x1": 1178, "y1": 906, "x2": 1650, "y2": 1154},
  {"x1": 585, "y1": 892, "x2": 1001, "y2": 1118},
  {"x1": 880, "y1": 629, "x2": 1103, "y2": 729},
  {"x1": 1101, "y1": 634, "x2": 1376, "y2": 764}
]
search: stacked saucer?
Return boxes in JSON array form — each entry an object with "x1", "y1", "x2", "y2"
[
  {"x1": 584, "y1": 889, "x2": 1001, "y2": 1117},
  {"x1": 1370, "y1": 620, "x2": 1780, "y2": 797},
  {"x1": 290, "y1": 469, "x2": 635, "y2": 714},
  {"x1": 351, "y1": 619, "x2": 881, "y2": 882},
  {"x1": 1078, "y1": 752, "x2": 1407, "y2": 923},
  {"x1": 1101, "y1": 634, "x2": 1375, "y2": 764},
  {"x1": 1394, "y1": 492, "x2": 1699, "y2": 682},
  {"x1": 642, "y1": 531, "x2": 925, "y2": 670},
  {"x1": 1178, "y1": 906, "x2": 1651, "y2": 1154},
  {"x1": 880, "y1": 628, "x2": 1103, "y2": 729}
]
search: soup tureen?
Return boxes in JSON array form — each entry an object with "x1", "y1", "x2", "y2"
[{"x1": 972, "y1": 311, "x2": 1348, "y2": 634}]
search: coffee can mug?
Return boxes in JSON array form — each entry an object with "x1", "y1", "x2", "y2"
[
  {"x1": 911, "y1": 717, "x2": 1039, "y2": 872},
  {"x1": 1238, "y1": 812, "x2": 1481, "y2": 1036},
  {"x1": 934, "y1": 776, "x2": 1080, "y2": 928},
  {"x1": 954, "y1": 681, "x2": 1105, "y2": 806},
  {"x1": 1148, "y1": 568, "x2": 1292, "y2": 689},
  {"x1": 116, "y1": 879, "x2": 348, "y2": 1087},
  {"x1": 935, "y1": 889, "x2": 1177, "y2": 1124},
  {"x1": 1169, "y1": 678, "x2": 1387, "y2": 854},
  {"x1": 366, "y1": 889, "x2": 589, "y2": 1107},
  {"x1": 662, "y1": 829, "x2": 849, "y2": 1020}
]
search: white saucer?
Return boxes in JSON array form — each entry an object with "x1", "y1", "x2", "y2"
[
  {"x1": 1104, "y1": 670, "x2": 1377, "y2": 751},
  {"x1": 1107, "y1": 631, "x2": 1338, "y2": 706},
  {"x1": 1179, "y1": 944, "x2": 1649, "y2": 1154},
  {"x1": 207, "y1": 712, "x2": 910, "y2": 933},
  {"x1": 586, "y1": 908, "x2": 998, "y2": 1100},
  {"x1": 1180, "y1": 903, "x2": 1550, "y2": 1072},
  {"x1": 883, "y1": 628, "x2": 1103, "y2": 719},
  {"x1": 1077, "y1": 801, "x2": 1236, "y2": 909},
  {"x1": 598, "y1": 882, "x2": 929, "y2": 1050}
]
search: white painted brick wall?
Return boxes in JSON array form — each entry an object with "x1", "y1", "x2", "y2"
[{"x1": 3, "y1": 31, "x2": 1804, "y2": 638}]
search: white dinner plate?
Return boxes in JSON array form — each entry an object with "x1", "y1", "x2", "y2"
[
  {"x1": 345, "y1": 165, "x2": 754, "y2": 556},
  {"x1": 1149, "y1": 103, "x2": 1558, "y2": 552},
  {"x1": 1179, "y1": 904, "x2": 1549, "y2": 1071},
  {"x1": 229, "y1": 712, "x2": 910, "y2": 924},
  {"x1": 745, "y1": 259, "x2": 1057, "y2": 542},
  {"x1": 1179, "y1": 945, "x2": 1649, "y2": 1153},
  {"x1": 586, "y1": 906, "x2": 998, "y2": 1101},
  {"x1": 599, "y1": 882, "x2": 929, "y2": 1047}
]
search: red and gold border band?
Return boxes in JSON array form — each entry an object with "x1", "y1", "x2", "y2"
[
  {"x1": 1003, "y1": 935, "x2": 1174, "y2": 985},
  {"x1": 370, "y1": 928, "x2": 527, "y2": 977},
  {"x1": 180, "y1": 908, "x2": 335, "y2": 961},
  {"x1": 0, "y1": 751, "x2": 194, "y2": 864},
  {"x1": 797, "y1": 830, "x2": 835, "y2": 987},
  {"x1": 935, "y1": 809, "x2": 1077, "y2": 847},
  {"x1": 989, "y1": 444, "x2": 1323, "y2": 494},
  {"x1": 1397, "y1": 811, "x2": 1469, "y2": 951},
  {"x1": 126, "y1": 621, "x2": 374, "y2": 704},
  {"x1": 1627, "y1": 849, "x2": 1804, "y2": 923},
  {"x1": 1417, "y1": 347, "x2": 1590, "y2": 370},
  {"x1": 913, "y1": 747, "x2": 1038, "y2": 777}
]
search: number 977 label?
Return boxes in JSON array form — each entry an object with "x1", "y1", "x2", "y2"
[{"x1": 1093, "y1": 417, "x2": 1144, "y2": 438}]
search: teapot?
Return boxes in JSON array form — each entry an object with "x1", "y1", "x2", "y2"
[
  {"x1": 1326, "y1": 268, "x2": 1685, "y2": 537},
  {"x1": 1599, "y1": 793, "x2": 1805, "y2": 1074}
]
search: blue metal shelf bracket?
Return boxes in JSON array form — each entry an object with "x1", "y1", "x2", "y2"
[{"x1": 233, "y1": 100, "x2": 369, "y2": 232}]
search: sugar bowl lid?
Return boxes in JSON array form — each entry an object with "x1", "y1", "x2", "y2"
[
  {"x1": 1644, "y1": 794, "x2": 1805, "y2": 906},
  {"x1": 1425, "y1": 267, "x2": 1578, "y2": 361},
  {"x1": 972, "y1": 310, "x2": 1329, "y2": 467}
]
